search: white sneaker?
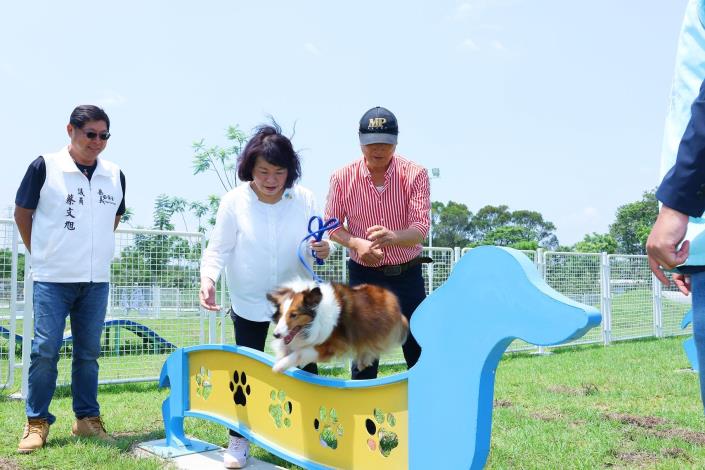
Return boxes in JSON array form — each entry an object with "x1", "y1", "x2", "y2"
[{"x1": 223, "y1": 436, "x2": 250, "y2": 468}]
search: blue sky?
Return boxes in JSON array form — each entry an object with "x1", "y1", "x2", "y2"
[{"x1": 0, "y1": 0, "x2": 690, "y2": 245}]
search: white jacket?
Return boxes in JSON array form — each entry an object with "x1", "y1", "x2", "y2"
[
  {"x1": 201, "y1": 183, "x2": 325, "y2": 322},
  {"x1": 31, "y1": 146, "x2": 122, "y2": 282}
]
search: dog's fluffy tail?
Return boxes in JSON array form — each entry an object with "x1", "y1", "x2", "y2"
[{"x1": 399, "y1": 315, "x2": 410, "y2": 345}]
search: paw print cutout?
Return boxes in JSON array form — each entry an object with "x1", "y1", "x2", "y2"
[
  {"x1": 365, "y1": 408, "x2": 398, "y2": 457},
  {"x1": 269, "y1": 389, "x2": 293, "y2": 428},
  {"x1": 229, "y1": 370, "x2": 251, "y2": 406},
  {"x1": 313, "y1": 406, "x2": 344, "y2": 450},
  {"x1": 195, "y1": 366, "x2": 212, "y2": 400}
]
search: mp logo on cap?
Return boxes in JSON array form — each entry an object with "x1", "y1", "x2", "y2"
[{"x1": 368, "y1": 117, "x2": 387, "y2": 129}]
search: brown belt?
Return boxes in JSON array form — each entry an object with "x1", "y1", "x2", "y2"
[{"x1": 366, "y1": 256, "x2": 433, "y2": 276}]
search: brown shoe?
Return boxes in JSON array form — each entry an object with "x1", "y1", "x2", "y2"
[
  {"x1": 72, "y1": 416, "x2": 114, "y2": 441},
  {"x1": 17, "y1": 418, "x2": 49, "y2": 453}
]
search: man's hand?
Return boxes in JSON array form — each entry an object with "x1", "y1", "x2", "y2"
[
  {"x1": 199, "y1": 276, "x2": 221, "y2": 311},
  {"x1": 310, "y1": 240, "x2": 331, "y2": 260},
  {"x1": 367, "y1": 225, "x2": 399, "y2": 249},
  {"x1": 646, "y1": 205, "x2": 690, "y2": 294},
  {"x1": 350, "y1": 237, "x2": 384, "y2": 265}
]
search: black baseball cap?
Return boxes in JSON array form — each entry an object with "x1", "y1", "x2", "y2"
[{"x1": 358, "y1": 106, "x2": 398, "y2": 145}]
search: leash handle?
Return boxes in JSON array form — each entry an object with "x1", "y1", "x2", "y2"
[{"x1": 298, "y1": 216, "x2": 340, "y2": 282}]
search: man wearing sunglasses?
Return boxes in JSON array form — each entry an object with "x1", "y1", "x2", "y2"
[{"x1": 14, "y1": 105, "x2": 126, "y2": 453}]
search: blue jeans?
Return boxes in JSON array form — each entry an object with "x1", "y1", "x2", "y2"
[
  {"x1": 692, "y1": 272, "x2": 705, "y2": 411},
  {"x1": 25, "y1": 282, "x2": 109, "y2": 424}
]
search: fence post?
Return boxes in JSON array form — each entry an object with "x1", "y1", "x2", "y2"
[
  {"x1": 428, "y1": 248, "x2": 435, "y2": 294},
  {"x1": 5, "y1": 222, "x2": 19, "y2": 389},
  {"x1": 153, "y1": 285, "x2": 161, "y2": 319},
  {"x1": 454, "y1": 247, "x2": 461, "y2": 266},
  {"x1": 652, "y1": 273, "x2": 663, "y2": 338},
  {"x1": 536, "y1": 249, "x2": 547, "y2": 355},
  {"x1": 536, "y1": 248, "x2": 545, "y2": 280},
  {"x1": 342, "y1": 247, "x2": 348, "y2": 284},
  {"x1": 19, "y1": 265, "x2": 33, "y2": 400},
  {"x1": 600, "y1": 253, "x2": 612, "y2": 345}
]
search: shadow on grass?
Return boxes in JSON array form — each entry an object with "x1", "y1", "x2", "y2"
[
  {"x1": 44, "y1": 429, "x2": 166, "y2": 453},
  {"x1": 52, "y1": 381, "x2": 163, "y2": 398}
]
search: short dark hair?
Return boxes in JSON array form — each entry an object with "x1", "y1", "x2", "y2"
[
  {"x1": 237, "y1": 122, "x2": 301, "y2": 188},
  {"x1": 69, "y1": 105, "x2": 110, "y2": 130}
]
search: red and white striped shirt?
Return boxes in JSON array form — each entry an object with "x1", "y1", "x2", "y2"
[{"x1": 324, "y1": 154, "x2": 430, "y2": 267}]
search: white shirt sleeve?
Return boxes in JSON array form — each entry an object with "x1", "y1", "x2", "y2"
[{"x1": 200, "y1": 195, "x2": 238, "y2": 282}]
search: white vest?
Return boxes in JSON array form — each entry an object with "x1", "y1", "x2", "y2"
[{"x1": 31, "y1": 146, "x2": 122, "y2": 282}]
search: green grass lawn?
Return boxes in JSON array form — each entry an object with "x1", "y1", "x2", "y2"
[{"x1": 2, "y1": 337, "x2": 705, "y2": 469}]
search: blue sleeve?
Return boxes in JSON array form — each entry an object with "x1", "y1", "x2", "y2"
[
  {"x1": 15, "y1": 156, "x2": 46, "y2": 210},
  {"x1": 657, "y1": 78, "x2": 705, "y2": 217}
]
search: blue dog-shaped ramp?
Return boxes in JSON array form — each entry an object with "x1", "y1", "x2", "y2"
[{"x1": 157, "y1": 246, "x2": 600, "y2": 469}]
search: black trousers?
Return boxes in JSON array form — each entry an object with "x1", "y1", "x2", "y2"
[
  {"x1": 347, "y1": 260, "x2": 425, "y2": 380},
  {"x1": 228, "y1": 310, "x2": 317, "y2": 437}
]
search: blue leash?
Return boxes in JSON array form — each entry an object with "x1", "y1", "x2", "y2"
[{"x1": 298, "y1": 216, "x2": 340, "y2": 283}]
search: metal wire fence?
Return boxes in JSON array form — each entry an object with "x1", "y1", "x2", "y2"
[
  {"x1": 1, "y1": 223, "x2": 697, "y2": 393},
  {"x1": 0, "y1": 219, "x2": 20, "y2": 390}
]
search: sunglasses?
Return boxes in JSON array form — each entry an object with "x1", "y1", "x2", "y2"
[{"x1": 82, "y1": 129, "x2": 111, "y2": 141}]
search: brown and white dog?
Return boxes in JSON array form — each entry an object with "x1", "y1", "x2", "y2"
[{"x1": 266, "y1": 280, "x2": 409, "y2": 373}]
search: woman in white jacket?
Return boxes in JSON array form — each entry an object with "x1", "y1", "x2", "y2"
[{"x1": 199, "y1": 122, "x2": 331, "y2": 469}]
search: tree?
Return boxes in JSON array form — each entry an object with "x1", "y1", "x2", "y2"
[
  {"x1": 573, "y1": 232, "x2": 617, "y2": 254},
  {"x1": 170, "y1": 197, "x2": 189, "y2": 232},
  {"x1": 189, "y1": 201, "x2": 209, "y2": 233},
  {"x1": 468, "y1": 205, "x2": 559, "y2": 250},
  {"x1": 431, "y1": 201, "x2": 472, "y2": 248},
  {"x1": 192, "y1": 125, "x2": 247, "y2": 192},
  {"x1": 192, "y1": 125, "x2": 248, "y2": 229},
  {"x1": 153, "y1": 194, "x2": 175, "y2": 231},
  {"x1": 609, "y1": 189, "x2": 658, "y2": 254},
  {"x1": 120, "y1": 207, "x2": 134, "y2": 227}
]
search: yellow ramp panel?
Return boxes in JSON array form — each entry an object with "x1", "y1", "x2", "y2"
[{"x1": 188, "y1": 350, "x2": 407, "y2": 469}]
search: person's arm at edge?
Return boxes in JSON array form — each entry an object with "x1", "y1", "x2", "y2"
[
  {"x1": 14, "y1": 206, "x2": 34, "y2": 254},
  {"x1": 199, "y1": 196, "x2": 238, "y2": 311}
]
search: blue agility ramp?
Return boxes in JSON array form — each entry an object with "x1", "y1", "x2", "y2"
[
  {"x1": 0, "y1": 319, "x2": 175, "y2": 352},
  {"x1": 157, "y1": 246, "x2": 601, "y2": 469}
]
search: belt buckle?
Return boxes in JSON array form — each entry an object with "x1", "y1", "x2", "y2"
[{"x1": 383, "y1": 265, "x2": 402, "y2": 276}]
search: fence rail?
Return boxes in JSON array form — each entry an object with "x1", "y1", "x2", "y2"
[{"x1": 0, "y1": 221, "x2": 692, "y2": 395}]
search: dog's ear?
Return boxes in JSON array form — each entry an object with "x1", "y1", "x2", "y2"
[{"x1": 303, "y1": 287, "x2": 323, "y2": 310}]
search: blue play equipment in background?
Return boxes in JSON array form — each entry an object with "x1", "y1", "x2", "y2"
[
  {"x1": 0, "y1": 319, "x2": 175, "y2": 352},
  {"x1": 682, "y1": 309, "x2": 699, "y2": 372}
]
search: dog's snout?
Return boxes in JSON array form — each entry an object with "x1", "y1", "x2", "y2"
[{"x1": 273, "y1": 332, "x2": 281, "y2": 339}]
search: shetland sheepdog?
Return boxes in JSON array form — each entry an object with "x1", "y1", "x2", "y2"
[{"x1": 266, "y1": 280, "x2": 409, "y2": 373}]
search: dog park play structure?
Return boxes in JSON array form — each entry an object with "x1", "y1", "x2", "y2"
[
  {"x1": 0, "y1": 319, "x2": 175, "y2": 352},
  {"x1": 156, "y1": 246, "x2": 601, "y2": 469}
]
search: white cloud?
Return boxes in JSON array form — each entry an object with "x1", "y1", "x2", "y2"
[
  {"x1": 582, "y1": 207, "x2": 599, "y2": 219},
  {"x1": 94, "y1": 91, "x2": 127, "y2": 107},
  {"x1": 304, "y1": 43, "x2": 321, "y2": 56},
  {"x1": 0, "y1": 63, "x2": 17, "y2": 77},
  {"x1": 451, "y1": 0, "x2": 519, "y2": 21},
  {"x1": 458, "y1": 38, "x2": 480, "y2": 51},
  {"x1": 490, "y1": 39, "x2": 506, "y2": 51}
]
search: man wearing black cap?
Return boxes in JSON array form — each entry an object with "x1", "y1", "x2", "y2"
[{"x1": 324, "y1": 106, "x2": 431, "y2": 379}]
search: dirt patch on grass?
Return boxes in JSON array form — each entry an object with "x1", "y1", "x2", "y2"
[
  {"x1": 605, "y1": 412, "x2": 668, "y2": 428},
  {"x1": 615, "y1": 450, "x2": 659, "y2": 467},
  {"x1": 605, "y1": 412, "x2": 705, "y2": 445},
  {"x1": 0, "y1": 458, "x2": 22, "y2": 470},
  {"x1": 530, "y1": 410, "x2": 564, "y2": 421},
  {"x1": 494, "y1": 399, "x2": 513, "y2": 408},
  {"x1": 661, "y1": 447, "x2": 691, "y2": 460},
  {"x1": 547, "y1": 383, "x2": 599, "y2": 396},
  {"x1": 651, "y1": 428, "x2": 705, "y2": 445}
]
